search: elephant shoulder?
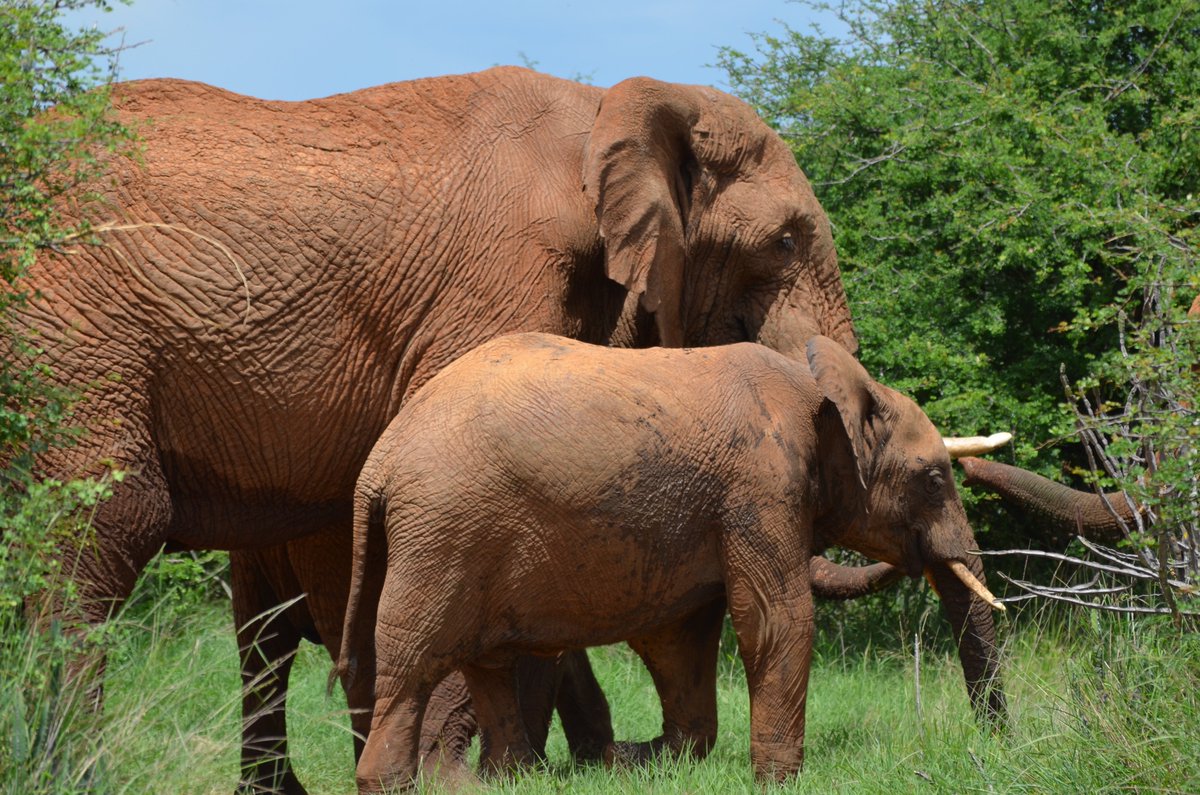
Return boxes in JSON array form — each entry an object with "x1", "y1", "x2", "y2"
[
  {"x1": 717, "y1": 341, "x2": 798, "y2": 376},
  {"x1": 712, "y1": 343, "x2": 823, "y2": 413}
]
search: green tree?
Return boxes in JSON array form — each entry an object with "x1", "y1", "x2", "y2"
[
  {"x1": 1, "y1": 2, "x2": 134, "y2": 790},
  {"x1": 719, "y1": 0, "x2": 1200, "y2": 548}
]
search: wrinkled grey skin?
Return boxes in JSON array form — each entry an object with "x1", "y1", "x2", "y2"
[
  {"x1": 338, "y1": 334, "x2": 1005, "y2": 790},
  {"x1": 19, "y1": 67, "x2": 877, "y2": 794}
]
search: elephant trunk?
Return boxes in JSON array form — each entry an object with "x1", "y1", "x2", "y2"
[
  {"x1": 809, "y1": 556, "x2": 904, "y2": 600},
  {"x1": 755, "y1": 244, "x2": 858, "y2": 358},
  {"x1": 755, "y1": 301, "x2": 826, "y2": 362},
  {"x1": 958, "y1": 456, "x2": 1134, "y2": 544},
  {"x1": 803, "y1": 215, "x2": 858, "y2": 357},
  {"x1": 929, "y1": 553, "x2": 1007, "y2": 727}
]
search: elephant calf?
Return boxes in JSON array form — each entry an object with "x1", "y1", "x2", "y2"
[{"x1": 338, "y1": 333, "x2": 1004, "y2": 791}]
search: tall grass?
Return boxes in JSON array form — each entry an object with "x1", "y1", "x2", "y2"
[
  {"x1": 1, "y1": 475, "x2": 119, "y2": 795},
  {"x1": 8, "y1": 558, "x2": 1193, "y2": 793},
  {"x1": 1, "y1": 617, "x2": 104, "y2": 795},
  {"x1": 81, "y1": 590, "x2": 1200, "y2": 794}
]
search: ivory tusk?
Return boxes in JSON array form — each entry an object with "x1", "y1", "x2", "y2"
[
  {"x1": 947, "y1": 560, "x2": 1006, "y2": 611},
  {"x1": 943, "y1": 432, "x2": 1013, "y2": 459}
]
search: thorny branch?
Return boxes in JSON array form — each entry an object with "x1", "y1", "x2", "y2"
[{"x1": 991, "y1": 259, "x2": 1199, "y2": 627}]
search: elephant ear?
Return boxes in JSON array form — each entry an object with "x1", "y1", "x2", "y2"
[
  {"x1": 583, "y1": 78, "x2": 703, "y2": 348},
  {"x1": 806, "y1": 336, "x2": 891, "y2": 490}
]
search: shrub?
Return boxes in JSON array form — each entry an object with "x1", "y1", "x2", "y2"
[{"x1": 1, "y1": 2, "x2": 135, "y2": 791}]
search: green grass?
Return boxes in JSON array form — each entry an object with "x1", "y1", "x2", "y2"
[{"x1": 95, "y1": 600, "x2": 1200, "y2": 794}]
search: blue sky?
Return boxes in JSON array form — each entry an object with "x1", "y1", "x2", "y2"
[{"x1": 71, "y1": 1, "x2": 841, "y2": 100}]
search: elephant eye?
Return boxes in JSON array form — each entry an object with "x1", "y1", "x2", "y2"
[
  {"x1": 778, "y1": 234, "x2": 797, "y2": 253},
  {"x1": 923, "y1": 467, "x2": 946, "y2": 499}
]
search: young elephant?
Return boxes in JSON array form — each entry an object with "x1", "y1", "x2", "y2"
[{"x1": 338, "y1": 333, "x2": 1003, "y2": 791}]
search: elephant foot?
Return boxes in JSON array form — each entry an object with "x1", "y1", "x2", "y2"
[
  {"x1": 603, "y1": 738, "x2": 666, "y2": 768},
  {"x1": 569, "y1": 736, "x2": 609, "y2": 766},
  {"x1": 419, "y1": 745, "x2": 483, "y2": 793},
  {"x1": 236, "y1": 764, "x2": 307, "y2": 795},
  {"x1": 476, "y1": 744, "x2": 541, "y2": 781},
  {"x1": 604, "y1": 730, "x2": 714, "y2": 769}
]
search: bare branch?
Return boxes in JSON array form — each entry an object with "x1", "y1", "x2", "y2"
[
  {"x1": 818, "y1": 142, "x2": 908, "y2": 186},
  {"x1": 998, "y1": 573, "x2": 1200, "y2": 616},
  {"x1": 978, "y1": 547, "x2": 1196, "y2": 592}
]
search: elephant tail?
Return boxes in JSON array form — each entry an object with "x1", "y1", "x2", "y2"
[{"x1": 330, "y1": 484, "x2": 387, "y2": 697}]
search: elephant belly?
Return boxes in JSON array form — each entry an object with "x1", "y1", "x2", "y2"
[
  {"x1": 153, "y1": 350, "x2": 396, "y2": 549},
  {"x1": 475, "y1": 517, "x2": 726, "y2": 656},
  {"x1": 164, "y1": 488, "x2": 353, "y2": 551},
  {"x1": 158, "y1": 426, "x2": 367, "y2": 549}
]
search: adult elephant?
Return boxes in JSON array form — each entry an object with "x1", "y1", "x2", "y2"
[{"x1": 18, "y1": 67, "x2": 1001, "y2": 793}]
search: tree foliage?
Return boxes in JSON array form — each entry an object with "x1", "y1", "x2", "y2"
[
  {"x1": 1, "y1": 0, "x2": 133, "y2": 602},
  {"x1": 2, "y1": 0, "x2": 134, "y2": 483},
  {"x1": 1, "y1": 2, "x2": 133, "y2": 790},
  {"x1": 2, "y1": 1, "x2": 132, "y2": 278},
  {"x1": 719, "y1": 0, "x2": 1200, "y2": 547}
]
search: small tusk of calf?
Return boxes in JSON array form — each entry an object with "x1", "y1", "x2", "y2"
[
  {"x1": 947, "y1": 560, "x2": 1006, "y2": 611},
  {"x1": 943, "y1": 432, "x2": 1013, "y2": 459}
]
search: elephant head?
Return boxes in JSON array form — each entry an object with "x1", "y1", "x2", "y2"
[
  {"x1": 584, "y1": 77, "x2": 856, "y2": 355},
  {"x1": 807, "y1": 337, "x2": 1008, "y2": 725},
  {"x1": 582, "y1": 74, "x2": 1005, "y2": 508}
]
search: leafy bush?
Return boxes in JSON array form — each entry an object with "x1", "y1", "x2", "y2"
[
  {"x1": 1, "y1": 2, "x2": 135, "y2": 791},
  {"x1": 128, "y1": 551, "x2": 230, "y2": 614}
]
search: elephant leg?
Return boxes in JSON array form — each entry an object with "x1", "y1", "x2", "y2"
[
  {"x1": 286, "y1": 531, "x2": 475, "y2": 782},
  {"x1": 284, "y1": 528, "x2": 481, "y2": 772},
  {"x1": 512, "y1": 656, "x2": 558, "y2": 762},
  {"x1": 730, "y1": 590, "x2": 815, "y2": 781},
  {"x1": 509, "y1": 650, "x2": 615, "y2": 766},
  {"x1": 38, "y1": 399, "x2": 173, "y2": 704},
  {"x1": 355, "y1": 564, "x2": 465, "y2": 793},
  {"x1": 462, "y1": 662, "x2": 538, "y2": 777},
  {"x1": 57, "y1": 484, "x2": 171, "y2": 710},
  {"x1": 416, "y1": 671, "x2": 478, "y2": 785},
  {"x1": 280, "y1": 528, "x2": 374, "y2": 760},
  {"x1": 608, "y1": 597, "x2": 726, "y2": 766},
  {"x1": 721, "y1": 513, "x2": 815, "y2": 782},
  {"x1": 231, "y1": 548, "x2": 314, "y2": 795},
  {"x1": 356, "y1": 684, "x2": 435, "y2": 794},
  {"x1": 551, "y1": 650, "x2": 614, "y2": 764}
]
